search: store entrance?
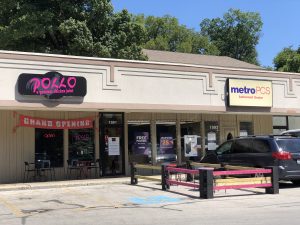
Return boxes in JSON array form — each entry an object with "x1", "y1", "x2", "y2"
[{"x1": 99, "y1": 113, "x2": 124, "y2": 176}]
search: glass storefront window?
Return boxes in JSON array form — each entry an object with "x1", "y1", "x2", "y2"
[
  {"x1": 273, "y1": 116, "x2": 288, "y2": 134},
  {"x1": 156, "y1": 122, "x2": 177, "y2": 163},
  {"x1": 273, "y1": 116, "x2": 287, "y2": 126},
  {"x1": 69, "y1": 129, "x2": 95, "y2": 162},
  {"x1": 288, "y1": 116, "x2": 300, "y2": 130},
  {"x1": 128, "y1": 121, "x2": 151, "y2": 164},
  {"x1": 240, "y1": 122, "x2": 253, "y2": 137},
  {"x1": 273, "y1": 128, "x2": 286, "y2": 135},
  {"x1": 180, "y1": 122, "x2": 201, "y2": 162},
  {"x1": 35, "y1": 129, "x2": 64, "y2": 167}
]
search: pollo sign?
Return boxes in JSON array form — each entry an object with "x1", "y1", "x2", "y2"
[
  {"x1": 17, "y1": 71, "x2": 87, "y2": 99},
  {"x1": 227, "y1": 79, "x2": 272, "y2": 107}
]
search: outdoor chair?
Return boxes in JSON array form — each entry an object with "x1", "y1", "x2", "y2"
[
  {"x1": 66, "y1": 159, "x2": 81, "y2": 179},
  {"x1": 39, "y1": 160, "x2": 56, "y2": 181},
  {"x1": 87, "y1": 159, "x2": 101, "y2": 178},
  {"x1": 23, "y1": 161, "x2": 37, "y2": 182}
]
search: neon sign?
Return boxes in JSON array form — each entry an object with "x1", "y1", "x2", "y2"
[{"x1": 43, "y1": 133, "x2": 56, "y2": 138}]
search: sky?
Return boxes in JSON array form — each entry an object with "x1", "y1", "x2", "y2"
[{"x1": 112, "y1": 0, "x2": 300, "y2": 67}]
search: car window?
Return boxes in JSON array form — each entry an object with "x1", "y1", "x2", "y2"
[
  {"x1": 216, "y1": 141, "x2": 233, "y2": 155},
  {"x1": 231, "y1": 139, "x2": 252, "y2": 154},
  {"x1": 276, "y1": 139, "x2": 300, "y2": 153},
  {"x1": 253, "y1": 139, "x2": 271, "y2": 153}
]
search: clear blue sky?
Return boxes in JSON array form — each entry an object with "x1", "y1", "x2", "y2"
[{"x1": 112, "y1": 0, "x2": 300, "y2": 67}]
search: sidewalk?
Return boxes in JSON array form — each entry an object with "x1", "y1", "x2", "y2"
[{"x1": 0, "y1": 177, "x2": 132, "y2": 192}]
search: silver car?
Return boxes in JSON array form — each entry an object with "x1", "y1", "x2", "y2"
[{"x1": 281, "y1": 129, "x2": 300, "y2": 137}]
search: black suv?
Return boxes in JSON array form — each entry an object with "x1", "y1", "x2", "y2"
[{"x1": 201, "y1": 135, "x2": 300, "y2": 185}]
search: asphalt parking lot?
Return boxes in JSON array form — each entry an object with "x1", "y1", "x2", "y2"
[{"x1": 0, "y1": 180, "x2": 300, "y2": 225}]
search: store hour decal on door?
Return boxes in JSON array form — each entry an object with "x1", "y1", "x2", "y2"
[{"x1": 108, "y1": 137, "x2": 120, "y2": 156}]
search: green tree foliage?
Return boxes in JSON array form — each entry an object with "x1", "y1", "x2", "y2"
[
  {"x1": 200, "y1": 9, "x2": 263, "y2": 65},
  {"x1": 135, "y1": 14, "x2": 219, "y2": 55},
  {"x1": 263, "y1": 66, "x2": 274, "y2": 71},
  {"x1": 0, "y1": 0, "x2": 147, "y2": 60},
  {"x1": 274, "y1": 47, "x2": 300, "y2": 72}
]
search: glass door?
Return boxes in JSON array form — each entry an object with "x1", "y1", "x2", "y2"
[
  {"x1": 35, "y1": 129, "x2": 64, "y2": 167},
  {"x1": 99, "y1": 113, "x2": 124, "y2": 176}
]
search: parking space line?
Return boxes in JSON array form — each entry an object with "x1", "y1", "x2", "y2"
[
  {"x1": 95, "y1": 195, "x2": 122, "y2": 208},
  {"x1": 61, "y1": 188, "x2": 90, "y2": 210},
  {"x1": 0, "y1": 196, "x2": 26, "y2": 218},
  {"x1": 63, "y1": 188, "x2": 87, "y2": 196},
  {"x1": 61, "y1": 188, "x2": 115, "y2": 211}
]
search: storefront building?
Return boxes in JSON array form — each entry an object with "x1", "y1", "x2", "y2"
[{"x1": 1, "y1": 49, "x2": 300, "y2": 184}]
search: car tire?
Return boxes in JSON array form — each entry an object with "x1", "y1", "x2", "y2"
[{"x1": 292, "y1": 180, "x2": 300, "y2": 186}]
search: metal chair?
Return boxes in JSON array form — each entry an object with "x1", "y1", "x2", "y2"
[
  {"x1": 66, "y1": 159, "x2": 80, "y2": 179},
  {"x1": 23, "y1": 162, "x2": 37, "y2": 182},
  {"x1": 87, "y1": 159, "x2": 101, "y2": 178},
  {"x1": 39, "y1": 160, "x2": 55, "y2": 181}
]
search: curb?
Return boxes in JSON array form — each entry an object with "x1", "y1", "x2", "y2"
[{"x1": 0, "y1": 177, "x2": 131, "y2": 192}]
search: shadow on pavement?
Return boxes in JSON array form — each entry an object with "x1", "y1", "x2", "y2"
[
  {"x1": 279, "y1": 181, "x2": 300, "y2": 189},
  {"x1": 127, "y1": 182, "x2": 265, "y2": 200}
]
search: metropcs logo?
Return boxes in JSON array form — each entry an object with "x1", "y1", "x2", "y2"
[
  {"x1": 230, "y1": 85, "x2": 271, "y2": 95},
  {"x1": 228, "y1": 79, "x2": 272, "y2": 107}
]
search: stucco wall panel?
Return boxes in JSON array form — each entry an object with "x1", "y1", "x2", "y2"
[
  {"x1": 119, "y1": 75, "x2": 210, "y2": 105},
  {"x1": 2, "y1": 55, "x2": 300, "y2": 115},
  {"x1": 0, "y1": 59, "x2": 109, "y2": 104},
  {"x1": 272, "y1": 83, "x2": 296, "y2": 108}
]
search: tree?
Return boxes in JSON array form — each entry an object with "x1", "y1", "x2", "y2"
[
  {"x1": 274, "y1": 47, "x2": 300, "y2": 72},
  {"x1": 200, "y1": 8, "x2": 263, "y2": 65},
  {"x1": 0, "y1": 0, "x2": 147, "y2": 60},
  {"x1": 135, "y1": 14, "x2": 219, "y2": 55}
]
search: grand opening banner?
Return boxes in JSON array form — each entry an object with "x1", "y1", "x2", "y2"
[
  {"x1": 19, "y1": 115, "x2": 93, "y2": 129},
  {"x1": 227, "y1": 79, "x2": 273, "y2": 107}
]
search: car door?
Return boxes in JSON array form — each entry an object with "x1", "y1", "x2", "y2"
[
  {"x1": 252, "y1": 138, "x2": 273, "y2": 167},
  {"x1": 215, "y1": 140, "x2": 233, "y2": 164},
  {"x1": 229, "y1": 138, "x2": 254, "y2": 166}
]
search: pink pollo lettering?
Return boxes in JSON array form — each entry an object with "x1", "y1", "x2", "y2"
[{"x1": 30, "y1": 77, "x2": 77, "y2": 93}]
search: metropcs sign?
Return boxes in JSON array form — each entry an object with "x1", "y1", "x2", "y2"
[{"x1": 227, "y1": 79, "x2": 272, "y2": 107}]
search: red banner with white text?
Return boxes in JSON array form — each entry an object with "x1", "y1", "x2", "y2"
[{"x1": 19, "y1": 115, "x2": 93, "y2": 129}]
